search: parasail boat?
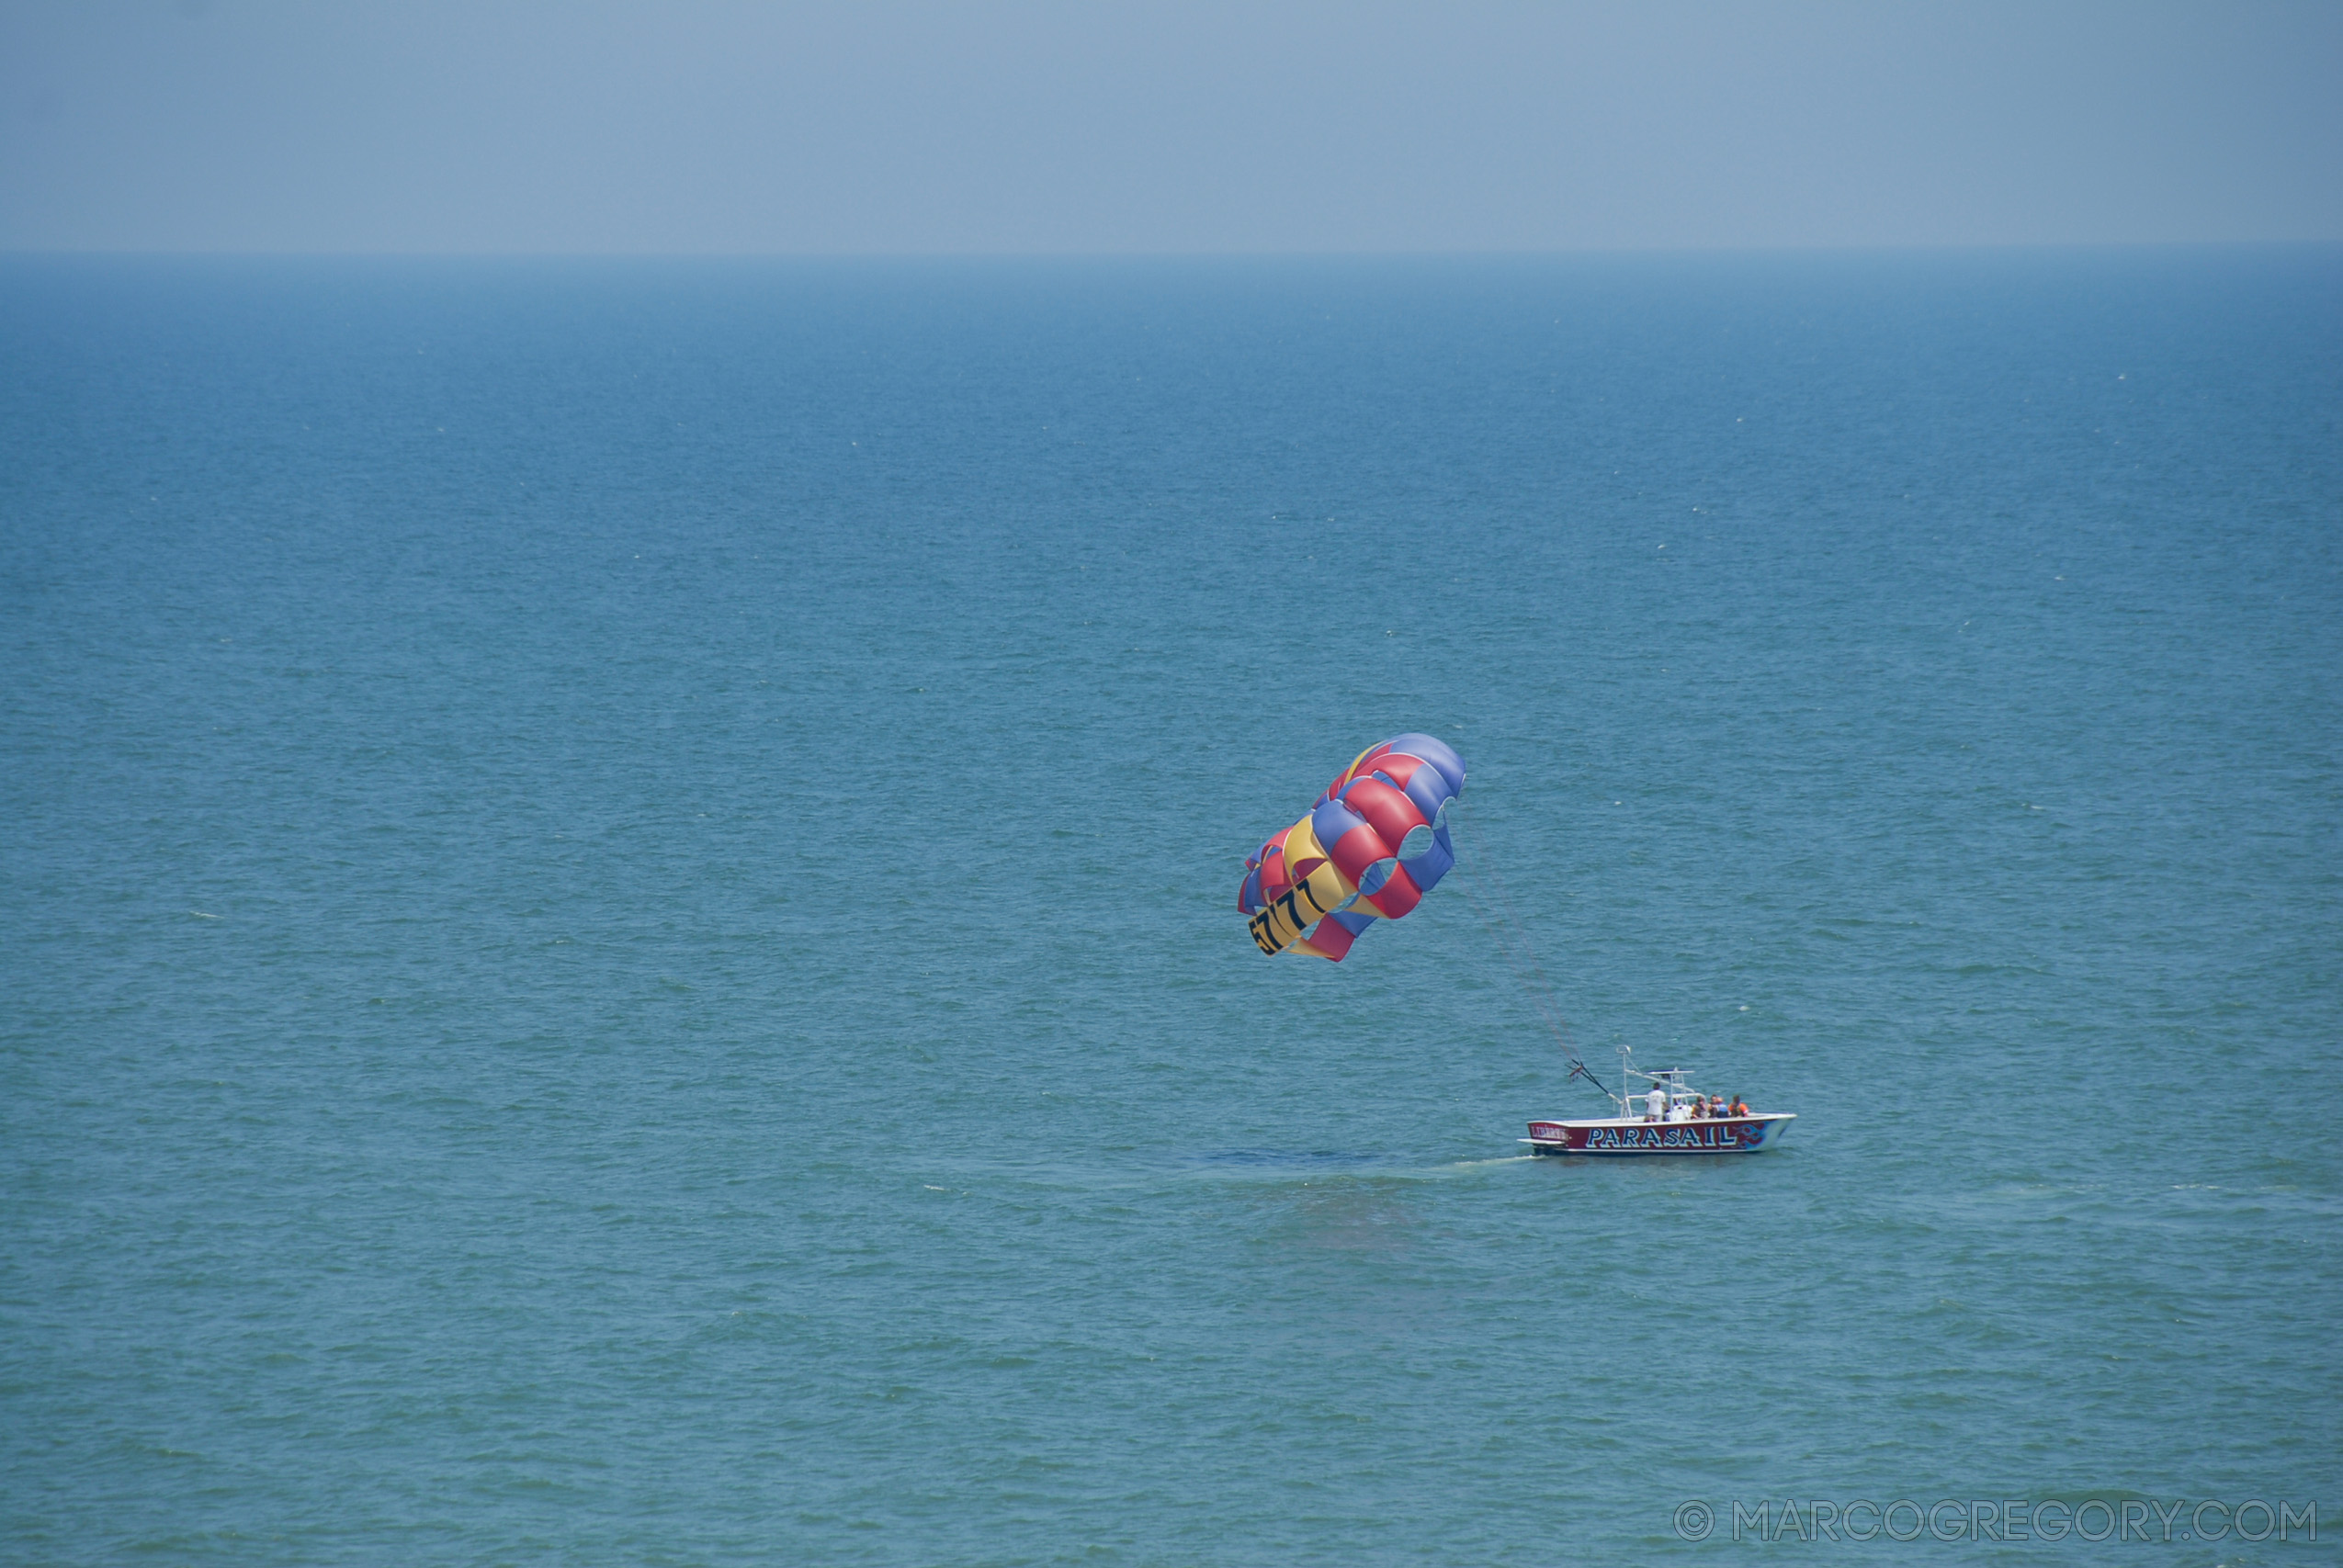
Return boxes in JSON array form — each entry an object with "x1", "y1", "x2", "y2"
[{"x1": 1523, "y1": 1046, "x2": 1795, "y2": 1156}]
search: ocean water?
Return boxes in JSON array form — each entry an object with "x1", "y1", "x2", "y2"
[{"x1": 3, "y1": 251, "x2": 2337, "y2": 1564}]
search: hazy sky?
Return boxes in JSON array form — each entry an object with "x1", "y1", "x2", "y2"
[{"x1": 4, "y1": 0, "x2": 2338, "y2": 253}]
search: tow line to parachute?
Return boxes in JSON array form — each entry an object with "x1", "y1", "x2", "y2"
[{"x1": 1446, "y1": 800, "x2": 1609, "y2": 1104}]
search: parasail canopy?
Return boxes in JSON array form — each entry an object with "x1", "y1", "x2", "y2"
[{"x1": 1238, "y1": 733, "x2": 1466, "y2": 961}]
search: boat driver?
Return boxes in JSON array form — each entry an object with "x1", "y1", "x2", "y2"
[{"x1": 1644, "y1": 1083, "x2": 1667, "y2": 1121}]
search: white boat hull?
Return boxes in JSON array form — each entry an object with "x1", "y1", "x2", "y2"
[{"x1": 1522, "y1": 1113, "x2": 1796, "y2": 1156}]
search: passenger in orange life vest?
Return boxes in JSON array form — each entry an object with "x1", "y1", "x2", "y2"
[{"x1": 1730, "y1": 1096, "x2": 1750, "y2": 1117}]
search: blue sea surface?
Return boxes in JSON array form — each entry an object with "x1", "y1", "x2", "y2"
[{"x1": 3, "y1": 251, "x2": 2338, "y2": 1563}]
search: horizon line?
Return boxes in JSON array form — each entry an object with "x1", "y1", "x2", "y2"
[{"x1": 5, "y1": 239, "x2": 2339, "y2": 263}]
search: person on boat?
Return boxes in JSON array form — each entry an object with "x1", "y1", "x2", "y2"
[
  {"x1": 1688, "y1": 1098, "x2": 1705, "y2": 1118},
  {"x1": 1730, "y1": 1095, "x2": 1749, "y2": 1117},
  {"x1": 1644, "y1": 1083, "x2": 1667, "y2": 1121},
  {"x1": 1710, "y1": 1095, "x2": 1728, "y2": 1117}
]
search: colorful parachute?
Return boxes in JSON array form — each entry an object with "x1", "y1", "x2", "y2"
[{"x1": 1238, "y1": 733, "x2": 1467, "y2": 961}]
